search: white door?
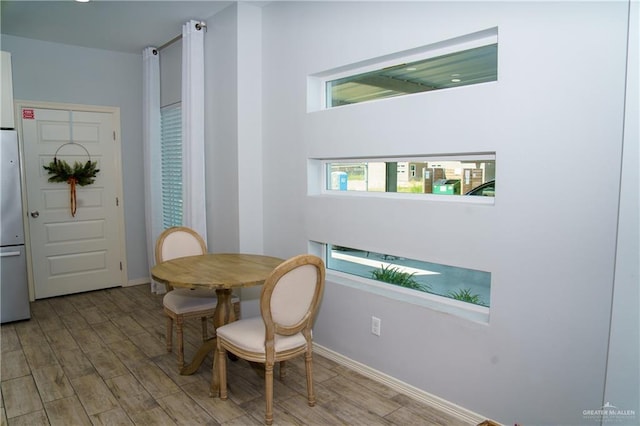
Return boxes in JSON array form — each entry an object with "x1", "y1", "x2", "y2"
[{"x1": 19, "y1": 104, "x2": 125, "y2": 299}]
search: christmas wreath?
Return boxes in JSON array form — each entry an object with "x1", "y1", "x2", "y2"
[
  {"x1": 43, "y1": 158, "x2": 99, "y2": 186},
  {"x1": 43, "y1": 157, "x2": 99, "y2": 217}
]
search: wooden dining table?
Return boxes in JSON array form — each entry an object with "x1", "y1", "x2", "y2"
[{"x1": 150, "y1": 253, "x2": 284, "y2": 376}]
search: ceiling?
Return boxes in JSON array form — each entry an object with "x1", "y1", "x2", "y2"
[{"x1": 0, "y1": 1, "x2": 236, "y2": 54}]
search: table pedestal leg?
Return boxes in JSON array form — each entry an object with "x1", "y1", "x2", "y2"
[
  {"x1": 211, "y1": 289, "x2": 234, "y2": 394},
  {"x1": 179, "y1": 289, "x2": 234, "y2": 376}
]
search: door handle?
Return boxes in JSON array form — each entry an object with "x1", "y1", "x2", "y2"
[
  {"x1": 30, "y1": 211, "x2": 39, "y2": 218},
  {"x1": 0, "y1": 251, "x2": 21, "y2": 257}
]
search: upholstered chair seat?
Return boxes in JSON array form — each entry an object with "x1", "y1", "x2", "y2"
[
  {"x1": 163, "y1": 288, "x2": 229, "y2": 314},
  {"x1": 216, "y1": 317, "x2": 307, "y2": 354}
]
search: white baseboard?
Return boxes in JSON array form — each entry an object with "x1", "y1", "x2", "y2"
[
  {"x1": 125, "y1": 278, "x2": 150, "y2": 287},
  {"x1": 313, "y1": 344, "x2": 487, "y2": 425}
]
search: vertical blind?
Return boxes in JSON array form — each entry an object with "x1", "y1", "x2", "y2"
[{"x1": 160, "y1": 103, "x2": 183, "y2": 228}]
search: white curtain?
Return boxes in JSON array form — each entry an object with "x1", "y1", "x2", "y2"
[
  {"x1": 142, "y1": 47, "x2": 163, "y2": 293},
  {"x1": 181, "y1": 20, "x2": 208, "y2": 242}
]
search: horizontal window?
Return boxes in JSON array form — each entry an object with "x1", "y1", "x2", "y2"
[
  {"x1": 327, "y1": 245, "x2": 491, "y2": 307},
  {"x1": 325, "y1": 155, "x2": 495, "y2": 197},
  {"x1": 327, "y1": 44, "x2": 497, "y2": 108},
  {"x1": 308, "y1": 28, "x2": 498, "y2": 111}
]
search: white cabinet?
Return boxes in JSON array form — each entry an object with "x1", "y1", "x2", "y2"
[{"x1": 1, "y1": 51, "x2": 15, "y2": 129}]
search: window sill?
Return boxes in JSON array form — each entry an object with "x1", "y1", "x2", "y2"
[
  {"x1": 326, "y1": 269, "x2": 490, "y2": 324},
  {"x1": 310, "y1": 191, "x2": 495, "y2": 205}
]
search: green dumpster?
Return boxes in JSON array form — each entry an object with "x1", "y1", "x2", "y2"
[{"x1": 433, "y1": 179, "x2": 461, "y2": 195}]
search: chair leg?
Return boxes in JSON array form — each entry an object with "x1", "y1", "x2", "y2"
[
  {"x1": 279, "y1": 360, "x2": 287, "y2": 379},
  {"x1": 232, "y1": 300, "x2": 240, "y2": 322},
  {"x1": 265, "y1": 362, "x2": 274, "y2": 425},
  {"x1": 201, "y1": 317, "x2": 208, "y2": 341},
  {"x1": 216, "y1": 345, "x2": 228, "y2": 400},
  {"x1": 305, "y1": 350, "x2": 316, "y2": 407},
  {"x1": 166, "y1": 316, "x2": 173, "y2": 353},
  {"x1": 176, "y1": 316, "x2": 184, "y2": 368}
]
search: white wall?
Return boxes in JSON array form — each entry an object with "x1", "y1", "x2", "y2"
[
  {"x1": 0, "y1": 35, "x2": 148, "y2": 283},
  {"x1": 205, "y1": 5, "x2": 240, "y2": 254},
  {"x1": 604, "y1": 0, "x2": 640, "y2": 418},
  {"x1": 236, "y1": 3, "x2": 264, "y2": 256},
  {"x1": 204, "y1": 3, "x2": 267, "y2": 316},
  {"x1": 204, "y1": 3, "x2": 265, "y2": 260},
  {"x1": 257, "y1": 2, "x2": 632, "y2": 424}
]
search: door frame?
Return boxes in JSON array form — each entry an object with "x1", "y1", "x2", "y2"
[{"x1": 14, "y1": 100, "x2": 128, "y2": 300}]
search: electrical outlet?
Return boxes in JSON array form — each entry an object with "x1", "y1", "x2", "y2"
[{"x1": 371, "y1": 316, "x2": 381, "y2": 336}]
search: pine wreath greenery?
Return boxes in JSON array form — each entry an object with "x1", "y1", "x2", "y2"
[{"x1": 43, "y1": 159, "x2": 100, "y2": 186}]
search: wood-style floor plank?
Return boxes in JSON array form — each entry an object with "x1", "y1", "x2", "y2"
[
  {"x1": 44, "y1": 395, "x2": 92, "y2": 426},
  {"x1": 128, "y1": 405, "x2": 177, "y2": 425},
  {"x1": 89, "y1": 407, "x2": 135, "y2": 426},
  {"x1": 20, "y1": 343, "x2": 58, "y2": 370},
  {"x1": 69, "y1": 373, "x2": 119, "y2": 416},
  {"x1": 67, "y1": 327, "x2": 109, "y2": 354},
  {"x1": 5, "y1": 409, "x2": 48, "y2": 426},
  {"x1": 44, "y1": 328, "x2": 80, "y2": 354},
  {"x1": 58, "y1": 311, "x2": 91, "y2": 331},
  {"x1": 1, "y1": 375, "x2": 43, "y2": 418},
  {"x1": 104, "y1": 373, "x2": 159, "y2": 416},
  {"x1": 0, "y1": 284, "x2": 477, "y2": 425},
  {"x1": 324, "y1": 374, "x2": 403, "y2": 417},
  {"x1": 156, "y1": 391, "x2": 216, "y2": 425},
  {"x1": 13, "y1": 320, "x2": 45, "y2": 347},
  {"x1": 0, "y1": 350, "x2": 30, "y2": 381},
  {"x1": 91, "y1": 320, "x2": 128, "y2": 344},
  {"x1": 84, "y1": 348, "x2": 129, "y2": 380},
  {"x1": 127, "y1": 360, "x2": 182, "y2": 400},
  {"x1": 0, "y1": 325, "x2": 21, "y2": 353},
  {"x1": 54, "y1": 348, "x2": 96, "y2": 379},
  {"x1": 181, "y1": 376, "x2": 247, "y2": 423},
  {"x1": 30, "y1": 365, "x2": 75, "y2": 403},
  {"x1": 322, "y1": 396, "x2": 394, "y2": 425}
]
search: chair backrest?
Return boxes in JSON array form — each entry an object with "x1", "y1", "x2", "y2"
[
  {"x1": 260, "y1": 254, "x2": 325, "y2": 341},
  {"x1": 155, "y1": 226, "x2": 207, "y2": 264}
]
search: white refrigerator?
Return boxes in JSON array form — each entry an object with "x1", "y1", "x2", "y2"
[{"x1": 1, "y1": 129, "x2": 31, "y2": 323}]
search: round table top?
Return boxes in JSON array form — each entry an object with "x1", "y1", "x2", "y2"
[{"x1": 150, "y1": 253, "x2": 284, "y2": 290}]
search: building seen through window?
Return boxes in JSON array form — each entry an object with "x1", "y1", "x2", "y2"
[{"x1": 327, "y1": 158, "x2": 495, "y2": 196}]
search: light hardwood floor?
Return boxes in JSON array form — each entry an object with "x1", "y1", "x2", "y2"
[{"x1": 1, "y1": 284, "x2": 471, "y2": 425}]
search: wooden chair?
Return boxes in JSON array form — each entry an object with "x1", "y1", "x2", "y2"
[
  {"x1": 155, "y1": 226, "x2": 240, "y2": 368},
  {"x1": 215, "y1": 254, "x2": 325, "y2": 425}
]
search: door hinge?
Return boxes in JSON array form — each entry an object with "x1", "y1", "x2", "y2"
[
  {"x1": 113, "y1": 131, "x2": 116, "y2": 140},
  {"x1": 116, "y1": 197, "x2": 119, "y2": 206},
  {"x1": 120, "y1": 262, "x2": 123, "y2": 271}
]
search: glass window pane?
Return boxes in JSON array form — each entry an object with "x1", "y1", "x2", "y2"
[
  {"x1": 326, "y1": 157, "x2": 495, "y2": 197},
  {"x1": 160, "y1": 103, "x2": 182, "y2": 228},
  {"x1": 328, "y1": 245, "x2": 491, "y2": 307},
  {"x1": 327, "y1": 44, "x2": 497, "y2": 107}
]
